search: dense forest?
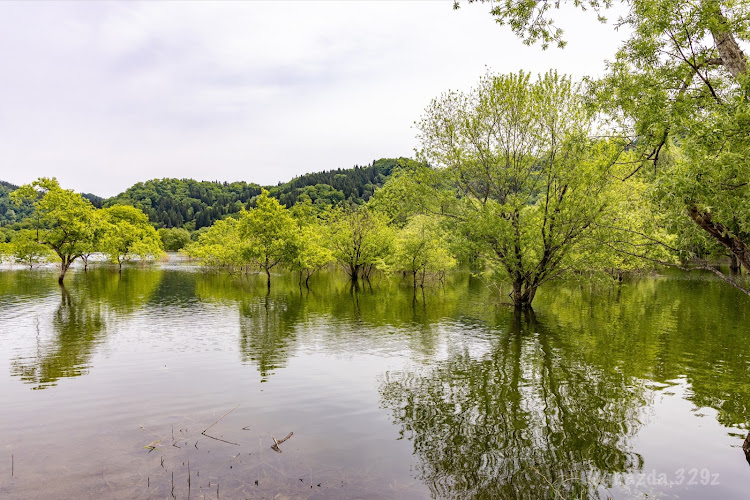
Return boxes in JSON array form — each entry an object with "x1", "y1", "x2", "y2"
[
  {"x1": 267, "y1": 157, "x2": 407, "y2": 208},
  {"x1": 0, "y1": 158, "x2": 411, "y2": 231},
  {"x1": 104, "y1": 178, "x2": 263, "y2": 230}
]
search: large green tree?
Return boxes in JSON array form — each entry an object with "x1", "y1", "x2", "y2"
[
  {"x1": 417, "y1": 71, "x2": 626, "y2": 309},
  {"x1": 599, "y1": 0, "x2": 750, "y2": 295},
  {"x1": 11, "y1": 178, "x2": 97, "y2": 283}
]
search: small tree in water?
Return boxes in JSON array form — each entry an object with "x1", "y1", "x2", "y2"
[
  {"x1": 240, "y1": 189, "x2": 297, "y2": 289},
  {"x1": 11, "y1": 178, "x2": 97, "y2": 284},
  {"x1": 325, "y1": 205, "x2": 392, "y2": 284},
  {"x1": 101, "y1": 205, "x2": 164, "y2": 272}
]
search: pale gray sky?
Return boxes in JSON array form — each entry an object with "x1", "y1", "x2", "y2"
[{"x1": 0, "y1": 1, "x2": 627, "y2": 197}]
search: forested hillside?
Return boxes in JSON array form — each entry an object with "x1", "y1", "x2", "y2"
[
  {"x1": 102, "y1": 157, "x2": 414, "y2": 229},
  {"x1": 104, "y1": 178, "x2": 263, "y2": 229},
  {"x1": 0, "y1": 181, "x2": 31, "y2": 226},
  {"x1": 0, "y1": 157, "x2": 416, "y2": 230},
  {"x1": 267, "y1": 157, "x2": 410, "y2": 207}
]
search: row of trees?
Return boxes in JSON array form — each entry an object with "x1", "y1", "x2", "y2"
[
  {"x1": 0, "y1": 178, "x2": 163, "y2": 282},
  {"x1": 183, "y1": 189, "x2": 457, "y2": 290},
  {"x1": 5, "y1": 0, "x2": 748, "y2": 310},
  {"x1": 184, "y1": 103, "x2": 667, "y2": 305},
  {"x1": 186, "y1": 58, "x2": 747, "y2": 309}
]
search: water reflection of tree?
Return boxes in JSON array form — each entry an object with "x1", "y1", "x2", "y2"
[
  {"x1": 380, "y1": 310, "x2": 646, "y2": 500},
  {"x1": 10, "y1": 268, "x2": 162, "y2": 389},
  {"x1": 239, "y1": 291, "x2": 305, "y2": 381},
  {"x1": 195, "y1": 272, "x2": 470, "y2": 380},
  {"x1": 12, "y1": 285, "x2": 105, "y2": 389},
  {"x1": 537, "y1": 275, "x2": 750, "y2": 429}
]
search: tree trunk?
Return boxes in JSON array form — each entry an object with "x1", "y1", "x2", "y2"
[
  {"x1": 349, "y1": 263, "x2": 360, "y2": 283},
  {"x1": 265, "y1": 268, "x2": 271, "y2": 289},
  {"x1": 688, "y1": 206, "x2": 750, "y2": 271},
  {"x1": 58, "y1": 258, "x2": 71, "y2": 284},
  {"x1": 511, "y1": 279, "x2": 537, "y2": 310},
  {"x1": 729, "y1": 253, "x2": 741, "y2": 275},
  {"x1": 704, "y1": 0, "x2": 748, "y2": 79}
]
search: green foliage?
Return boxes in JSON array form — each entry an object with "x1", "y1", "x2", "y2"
[
  {"x1": 590, "y1": 0, "x2": 750, "y2": 293},
  {"x1": 417, "y1": 71, "x2": 633, "y2": 308},
  {"x1": 368, "y1": 162, "x2": 440, "y2": 227},
  {"x1": 9, "y1": 229, "x2": 56, "y2": 269},
  {"x1": 391, "y1": 215, "x2": 456, "y2": 288},
  {"x1": 0, "y1": 181, "x2": 33, "y2": 226},
  {"x1": 98, "y1": 158, "x2": 408, "y2": 230},
  {"x1": 183, "y1": 217, "x2": 246, "y2": 271},
  {"x1": 325, "y1": 205, "x2": 393, "y2": 281},
  {"x1": 600, "y1": 189, "x2": 678, "y2": 279},
  {"x1": 289, "y1": 201, "x2": 334, "y2": 284},
  {"x1": 11, "y1": 178, "x2": 98, "y2": 282},
  {"x1": 239, "y1": 189, "x2": 298, "y2": 286},
  {"x1": 100, "y1": 205, "x2": 164, "y2": 270},
  {"x1": 158, "y1": 227, "x2": 192, "y2": 252},
  {"x1": 267, "y1": 157, "x2": 408, "y2": 207},
  {"x1": 455, "y1": 0, "x2": 612, "y2": 49},
  {"x1": 465, "y1": 0, "x2": 750, "y2": 294},
  {"x1": 0, "y1": 226, "x2": 15, "y2": 244}
]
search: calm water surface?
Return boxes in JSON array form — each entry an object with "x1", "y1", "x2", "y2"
[{"x1": 0, "y1": 262, "x2": 749, "y2": 499}]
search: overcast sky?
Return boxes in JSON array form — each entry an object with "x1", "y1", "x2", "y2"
[{"x1": 0, "y1": 1, "x2": 627, "y2": 197}]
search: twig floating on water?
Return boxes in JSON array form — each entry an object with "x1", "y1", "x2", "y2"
[
  {"x1": 270, "y1": 431, "x2": 293, "y2": 453},
  {"x1": 203, "y1": 404, "x2": 239, "y2": 434},
  {"x1": 201, "y1": 404, "x2": 241, "y2": 446}
]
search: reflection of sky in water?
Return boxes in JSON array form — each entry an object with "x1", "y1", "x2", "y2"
[
  {"x1": 610, "y1": 378, "x2": 749, "y2": 499},
  {"x1": 0, "y1": 267, "x2": 749, "y2": 498}
]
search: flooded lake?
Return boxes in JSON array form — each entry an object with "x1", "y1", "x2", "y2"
[{"x1": 1, "y1": 263, "x2": 749, "y2": 499}]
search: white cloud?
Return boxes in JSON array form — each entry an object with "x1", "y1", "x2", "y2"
[{"x1": 0, "y1": 0, "x2": 627, "y2": 197}]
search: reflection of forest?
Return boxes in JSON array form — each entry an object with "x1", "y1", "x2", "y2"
[
  {"x1": 4, "y1": 266, "x2": 749, "y2": 443},
  {"x1": 8, "y1": 268, "x2": 162, "y2": 389},
  {"x1": 380, "y1": 310, "x2": 647, "y2": 500},
  {"x1": 195, "y1": 272, "x2": 472, "y2": 379}
]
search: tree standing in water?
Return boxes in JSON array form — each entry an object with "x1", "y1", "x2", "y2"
[
  {"x1": 240, "y1": 189, "x2": 297, "y2": 289},
  {"x1": 11, "y1": 178, "x2": 97, "y2": 284},
  {"x1": 417, "y1": 71, "x2": 625, "y2": 309}
]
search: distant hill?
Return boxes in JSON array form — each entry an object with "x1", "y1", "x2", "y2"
[
  {"x1": 267, "y1": 157, "x2": 410, "y2": 208},
  {"x1": 104, "y1": 178, "x2": 263, "y2": 230},
  {"x1": 104, "y1": 157, "x2": 416, "y2": 229},
  {"x1": 0, "y1": 157, "x2": 418, "y2": 230},
  {"x1": 0, "y1": 181, "x2": 30, "y2": 226}
]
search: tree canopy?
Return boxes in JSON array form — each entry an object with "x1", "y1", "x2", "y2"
[
  {"x1": 415, "y1": 70, "x2": 637, "y2": 308},
  {"x1": 11, "y1": 178, "x2": 98, "y2": 283}
]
